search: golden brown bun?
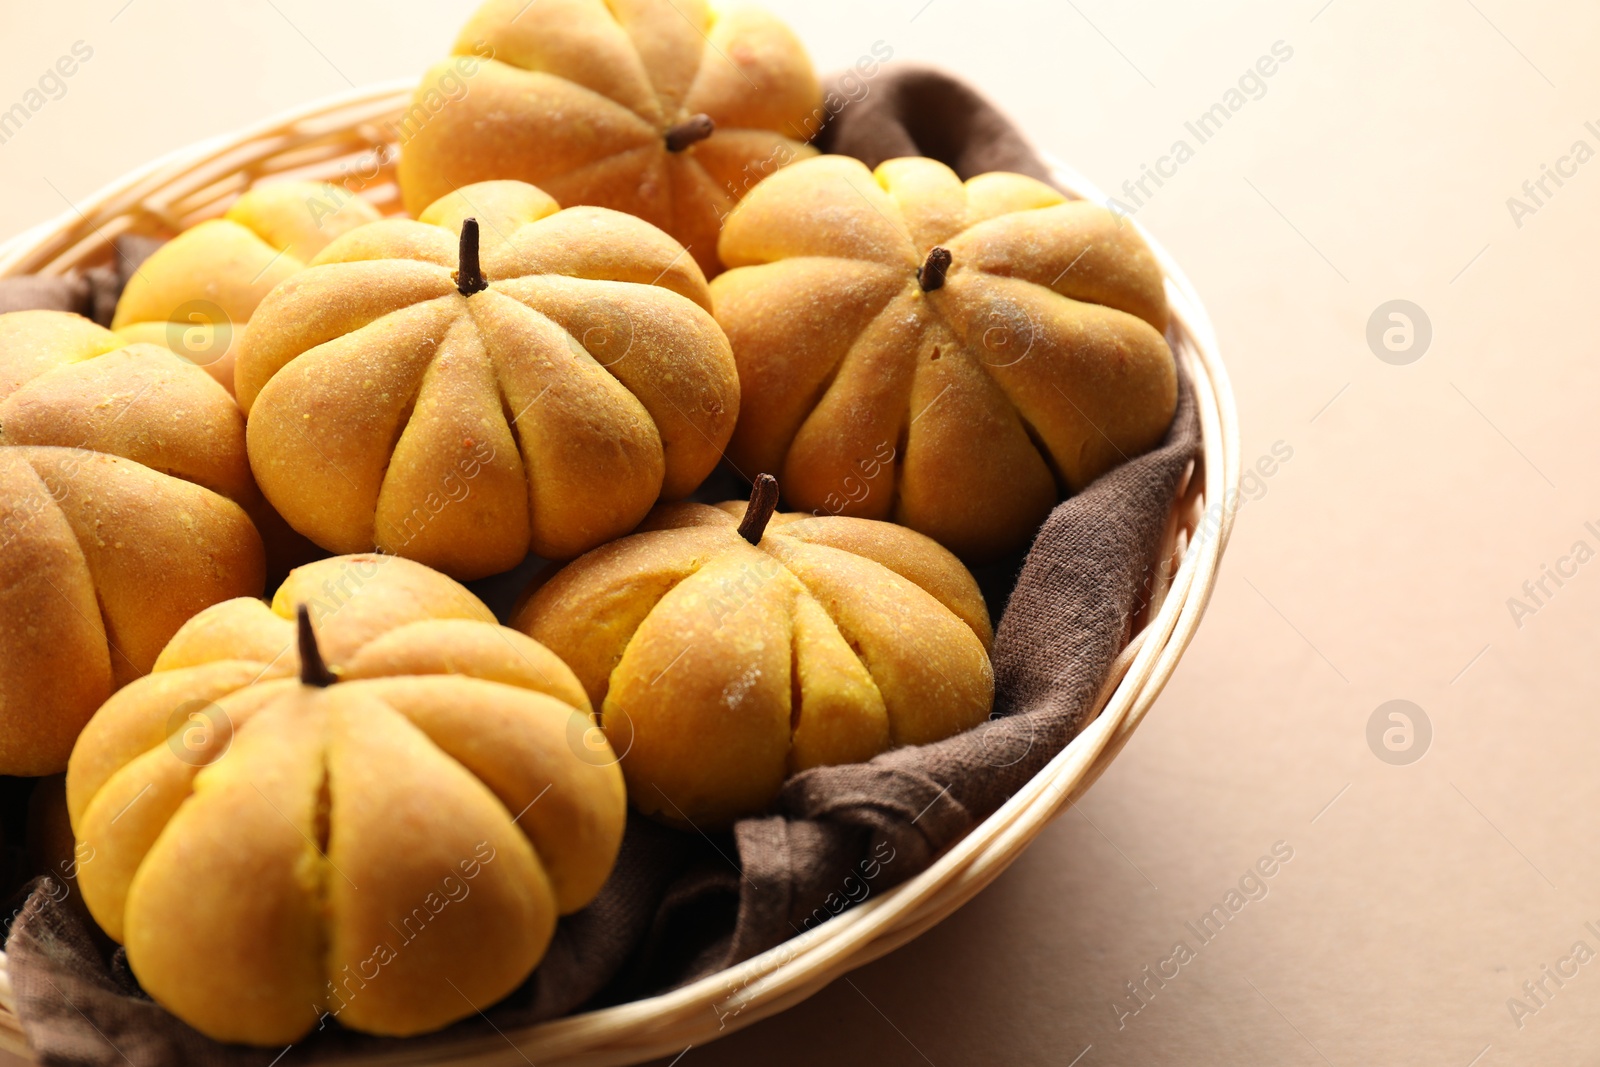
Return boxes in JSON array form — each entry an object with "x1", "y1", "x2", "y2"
[
  {"x1": 109, "y1": 185, "x2": 370, "y2": 578},
  {"x1": 513, "y1": 495, "x2": 994, "y2": 828},
  {"x1": 237, "y1": 180, "x2": 739, "y2": 579},
  {"x1": 712, "y1": 156, "x2": 1178, "y2": 560},
  {"x1": 112, "y1": 181, "x2": 382, "y2": 395},
  {"x1": 0, "y1": 311, "x2": 265, "y2": 776},
  {"x1": 397, "y1": 0, "x2": 822, "y2": 276},
  {"x1": 66, "y1": 554, "x2": 625, "y2": 1045}
]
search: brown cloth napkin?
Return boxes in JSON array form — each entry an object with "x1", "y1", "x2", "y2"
[
  {"x1": 813, "y1": 62, "x2": 1059, "y2": 185},
  {"x1": 3, "y1": 65, "x2": 1202, "y2": 1066},
  {"x1": 0, "y1": 234, "x2": 164, "y2": 327}
]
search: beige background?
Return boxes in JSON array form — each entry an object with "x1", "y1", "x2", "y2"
[{"x1": 4, "y1": 1, "x2": 1598, "y2": 1063}]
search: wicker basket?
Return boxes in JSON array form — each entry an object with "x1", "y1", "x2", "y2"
[{"x1": 0, "y1": 80, "x2": 1239, "y2": 1066}]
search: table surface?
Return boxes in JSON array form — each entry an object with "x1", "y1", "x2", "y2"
[{"x1": 3, "y1": 2, "x2": 1596, "y2": 1064}]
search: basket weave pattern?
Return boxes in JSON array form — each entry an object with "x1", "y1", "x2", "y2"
[{"x1": 0, "y1": 81, "x2": 1239, "y2": 1066}]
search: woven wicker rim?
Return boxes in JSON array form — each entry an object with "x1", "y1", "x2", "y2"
[{"x1": 0, "y1": 81, "x2": 1240, "y2": 1066}]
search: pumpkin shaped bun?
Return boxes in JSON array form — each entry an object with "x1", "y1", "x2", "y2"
[
  {"x1": 513, "y1": 476, "x2": 995, "y2": 829},
  {"x1": 237, "y1": 179, "x2": 739, "y2": 579},
  {"x1": 397, "y1": 0, "x2": 822, "y2": 276},
  {"x1": 66, "y1": 554, "x2": 626, "y2": 1045},
  {"x1": 112, "y1": 181, "x2": 381, "y2": 394},
  {"x1": 713, "y1": 155, "x2": 1179, "y2": 560},
  {"x1": 0, "y1": 311, "x2": 265, "y2": 777}
]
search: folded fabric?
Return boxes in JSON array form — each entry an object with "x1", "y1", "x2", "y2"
[{"x1": 0, "y1": 234, "x2": 165, "y2": 326}]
